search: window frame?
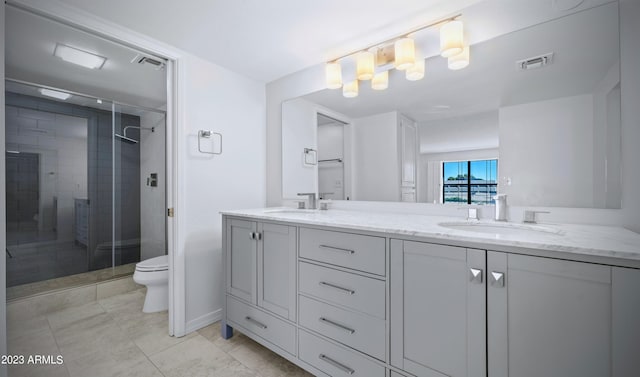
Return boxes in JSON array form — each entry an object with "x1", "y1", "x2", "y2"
[{"x1": 442, "y1": 159, "x2": 498, "y2": 205}]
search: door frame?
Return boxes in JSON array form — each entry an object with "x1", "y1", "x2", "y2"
[{"x1": 6, "y1": 0, "x2": 187, "y2": 336}]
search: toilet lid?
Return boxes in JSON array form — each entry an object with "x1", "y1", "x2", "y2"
[{"x1": 136, "y1": 255, "x2": 169, "y2": 272}]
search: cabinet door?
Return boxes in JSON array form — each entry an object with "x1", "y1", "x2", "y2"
[
  {"x1": 488, "y1": 252, "x2": 611, "y2": 377},
  {"x1": 390, "y1": 240, "x2": 486, "y2": 377},
  {"x1": 226, "y1": 219, "x2": 257, "y2": 304},
  {"x1": 257, "y1": 223, "x2": 297, "y2": 321},
  {"x1": 612, "y1": 267, "x2": 640, "y2": 376}
]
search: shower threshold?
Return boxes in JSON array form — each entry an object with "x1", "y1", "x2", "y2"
[{"x1": 6, "y1": 263, "x2": 136, "y2": 301}]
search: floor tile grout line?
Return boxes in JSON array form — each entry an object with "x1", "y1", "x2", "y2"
[{"x1": 45, "y1": 311, "x2": 73, "y2": 377}]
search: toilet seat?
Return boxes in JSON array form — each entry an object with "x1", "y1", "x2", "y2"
[{"x1": 135, "y1": 255, "x2": 169, "y2": 272}]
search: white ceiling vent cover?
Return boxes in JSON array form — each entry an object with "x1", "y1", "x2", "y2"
[
  {"x1": 131, "y1": 54, "x2": 165, "y2": 70},
  {"x1": 516, "y1": 52, "x2": 554, "y2": 71}
]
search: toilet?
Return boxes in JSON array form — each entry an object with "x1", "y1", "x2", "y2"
[{"x1": 133, "y1": 255, "x2": 169, "y2": 313}]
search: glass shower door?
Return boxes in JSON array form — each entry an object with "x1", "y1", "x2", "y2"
[{"x1": 112, "y1": 103, "x2": 166, "y2": 270}]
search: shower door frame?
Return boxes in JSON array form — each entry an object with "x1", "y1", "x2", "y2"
[{"x1": 6, "y1": 0, "x2": 186, "y2": 337}]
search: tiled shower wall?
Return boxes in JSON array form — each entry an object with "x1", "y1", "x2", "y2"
[{"x1": 5, "y1": 92, "x2": 141, "y2": 272}]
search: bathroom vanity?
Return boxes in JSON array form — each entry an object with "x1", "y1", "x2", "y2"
[{"x1": 221, "y1": 208, "x2": 640, "y2": 377}]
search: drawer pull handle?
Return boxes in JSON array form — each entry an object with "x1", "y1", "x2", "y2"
[
  {"x1": 319, "y1": 354, "x2": 355, "y2": 375},
  {"x1": 319, "y1": 317, "x2": 356, "y2": 334},
  {"x1": 319, "y1": 281, "x2": 355, "y2": 295},
  {"x1": 244, "y1": 316, "x2": 267, "y2": 330},
  {"x1": 319, "y1": 244, "x2": 355, "y2": 255}
]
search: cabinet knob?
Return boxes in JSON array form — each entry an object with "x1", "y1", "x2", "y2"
[
  {"x1": 490, "y1": 271, "x2": 505, "y2": 288},
  {"x1": 249, "y1": 232, "x2": 255, "y2": 240},
  {"x1": 469, "y1": 268, "x2": 483, "y2": 284}
]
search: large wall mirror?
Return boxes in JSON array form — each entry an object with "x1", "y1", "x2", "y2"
[{"x1": 282, "y1": 0, "x2": 621, "y2": 209}]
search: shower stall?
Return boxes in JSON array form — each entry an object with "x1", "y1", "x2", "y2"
[{"x1": 5, "y1": 80, "x2": 167, "y2": 291}]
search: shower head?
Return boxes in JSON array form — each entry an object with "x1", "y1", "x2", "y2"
[{"x1": 115, "y1": 134, "x2": 139, "y2": 144}]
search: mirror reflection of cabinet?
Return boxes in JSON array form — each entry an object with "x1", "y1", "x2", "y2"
[
  {"x1": 400, "y1": 116, "x2": 417, "y2": 202},
  {"x1": 283, "y1": 102, "x2": 418, "y2": 202}
]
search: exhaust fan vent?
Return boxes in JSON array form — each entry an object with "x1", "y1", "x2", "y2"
[
  {"x1": 516, "y1": 52, "x2": 554, "y2": 71},
  {"x1": 131, "y1": 54, "x2": 166, "y2": 70}
]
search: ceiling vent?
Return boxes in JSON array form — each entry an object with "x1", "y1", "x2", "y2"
[
  {"x1": 516, "y1": 52, "x2": 554, "y2": 71},
  {"x1": 131, "y1": 54, "x2": 166, "y2": 70}
]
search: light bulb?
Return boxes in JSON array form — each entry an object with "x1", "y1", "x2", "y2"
[
  {"x1": 371, "y1": 71, "x2": 389, "y2": 90},
  {"x1": 356, "y1": 51, "x2": 375, "y2": 80},
  {"x1": 448, "y1": 46, "x2": 470, "y2": 70},
  {"x1": 325, "y1": 62, "x2": 342, "y2": 89},
  {"x1": 406, "y1": 59, "x2": 425, "y2": 81},
  {"x1": 394, "y1": 38, "x2": 415, "y2": 70},
  {"x1": 440, "y1": 20, "x2": 464, "y2": 58},
  {"x1": 343, "y1": 80, "x2": 359, "y2": 98}
]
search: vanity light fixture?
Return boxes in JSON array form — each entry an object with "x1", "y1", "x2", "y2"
[
  {"x1": 54, "y1": 43, "x2": 106, "y2": 69},
  {"x1": 448, "y1": 46, "x2": 470, "y2": 70},
  {"x1": 371, "y1": 71, "x2": 389, "y2": 90},
  {"x1": 324, "y1": 15, "x2": 469, "y2": 97},
  {"x1": 38, "y1": 88, "x2": 71, "y2": 100}
]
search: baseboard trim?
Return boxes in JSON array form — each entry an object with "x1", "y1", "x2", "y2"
[{"x1": 185, "y1": 309, "x2": 221, "y2": 334}]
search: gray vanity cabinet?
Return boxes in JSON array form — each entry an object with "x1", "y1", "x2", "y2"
[
  {"x1": 487, "y1": 252, "x2": 612, "y2": 377},
  {"x1": 225, "y1": 219, "x2": 297, "y2": 321},
  {"x1": 390, "y1": 240, "x2": 487, "y2": 377}
]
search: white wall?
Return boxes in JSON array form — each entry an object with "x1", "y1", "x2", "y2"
[
  {"x1": 418, "y1": 111, "x2": 499, "y2": 154},
  {"x1": 140, "y1": 111, "x2": 166, "y2": 261},
  {"x1": 181, "y1": 53, "x2": 265, "y2": 332},
  {"x1": 5, "y1": 107, "x2": 88, "y2": 243},
  {"x1": 1, "y1": 2, "x2": 8, "y2": 375},
  {"x1": 499, "y1": 95, "x2": 596, "y2": 208},
  {"x1": 620, "y1": 0, "x2": 640, "y2": 233},
  {"x1": 352, "y1": 111, "x2": 399, "y2": 201}
]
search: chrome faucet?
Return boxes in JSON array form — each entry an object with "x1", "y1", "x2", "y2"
[
  {"x1": 297, "y1": 193, "x2": 317, "y2": 210},
  {"x1": 493, "y1": 194, "x2": 508, "y2": 221}
]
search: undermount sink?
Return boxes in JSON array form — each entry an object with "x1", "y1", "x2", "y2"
[
  {"x1": 263, "y1": 208, "x2": 317, "y2": 214},
  {"x1": 438, "y1": 221, "x2": 564, "y2": 237}
]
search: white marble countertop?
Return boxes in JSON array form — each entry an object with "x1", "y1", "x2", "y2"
[{"x1": 221, "y1": 207, "x2": 640, "y2": 266}]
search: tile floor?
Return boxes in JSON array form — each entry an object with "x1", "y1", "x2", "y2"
[{"x1": 7, "y1": 289, "x2": 313, "y2": 377}]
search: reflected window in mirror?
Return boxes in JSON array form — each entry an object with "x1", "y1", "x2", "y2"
[{"x1": 443, "y1": 159, "x2": 498, "y2": 205}]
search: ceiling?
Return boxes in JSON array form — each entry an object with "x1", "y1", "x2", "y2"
[
  {"x1": 303, "y1": 1, "x2": 619, "y2": 123},
  {"x1": 53, "y1": 0, "x2": 485, "y2": 83},
  {"x1": 5, "y1": 5, "x2": 167, "y2": 110}
]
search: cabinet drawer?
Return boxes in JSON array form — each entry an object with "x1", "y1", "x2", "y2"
[
  {"x1": 226, "y1": 295, "x2": 296, "y2": 355},
  {"x1": 299, "y1": 330, "x2": 385, "y2": 377},
  {"x1": 299, "y1": 227, "x2": 386, "y2": 275},
  {"x1": 299, "y1": 295, "x2": 385, "y2": 361},
  {"x1": 299, "y1": 262, "x2": 385, "y2": 319}
]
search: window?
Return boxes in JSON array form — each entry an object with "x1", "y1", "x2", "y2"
[{"x1": 443, "y1": 159, "x2": 498, "y2": 205}]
